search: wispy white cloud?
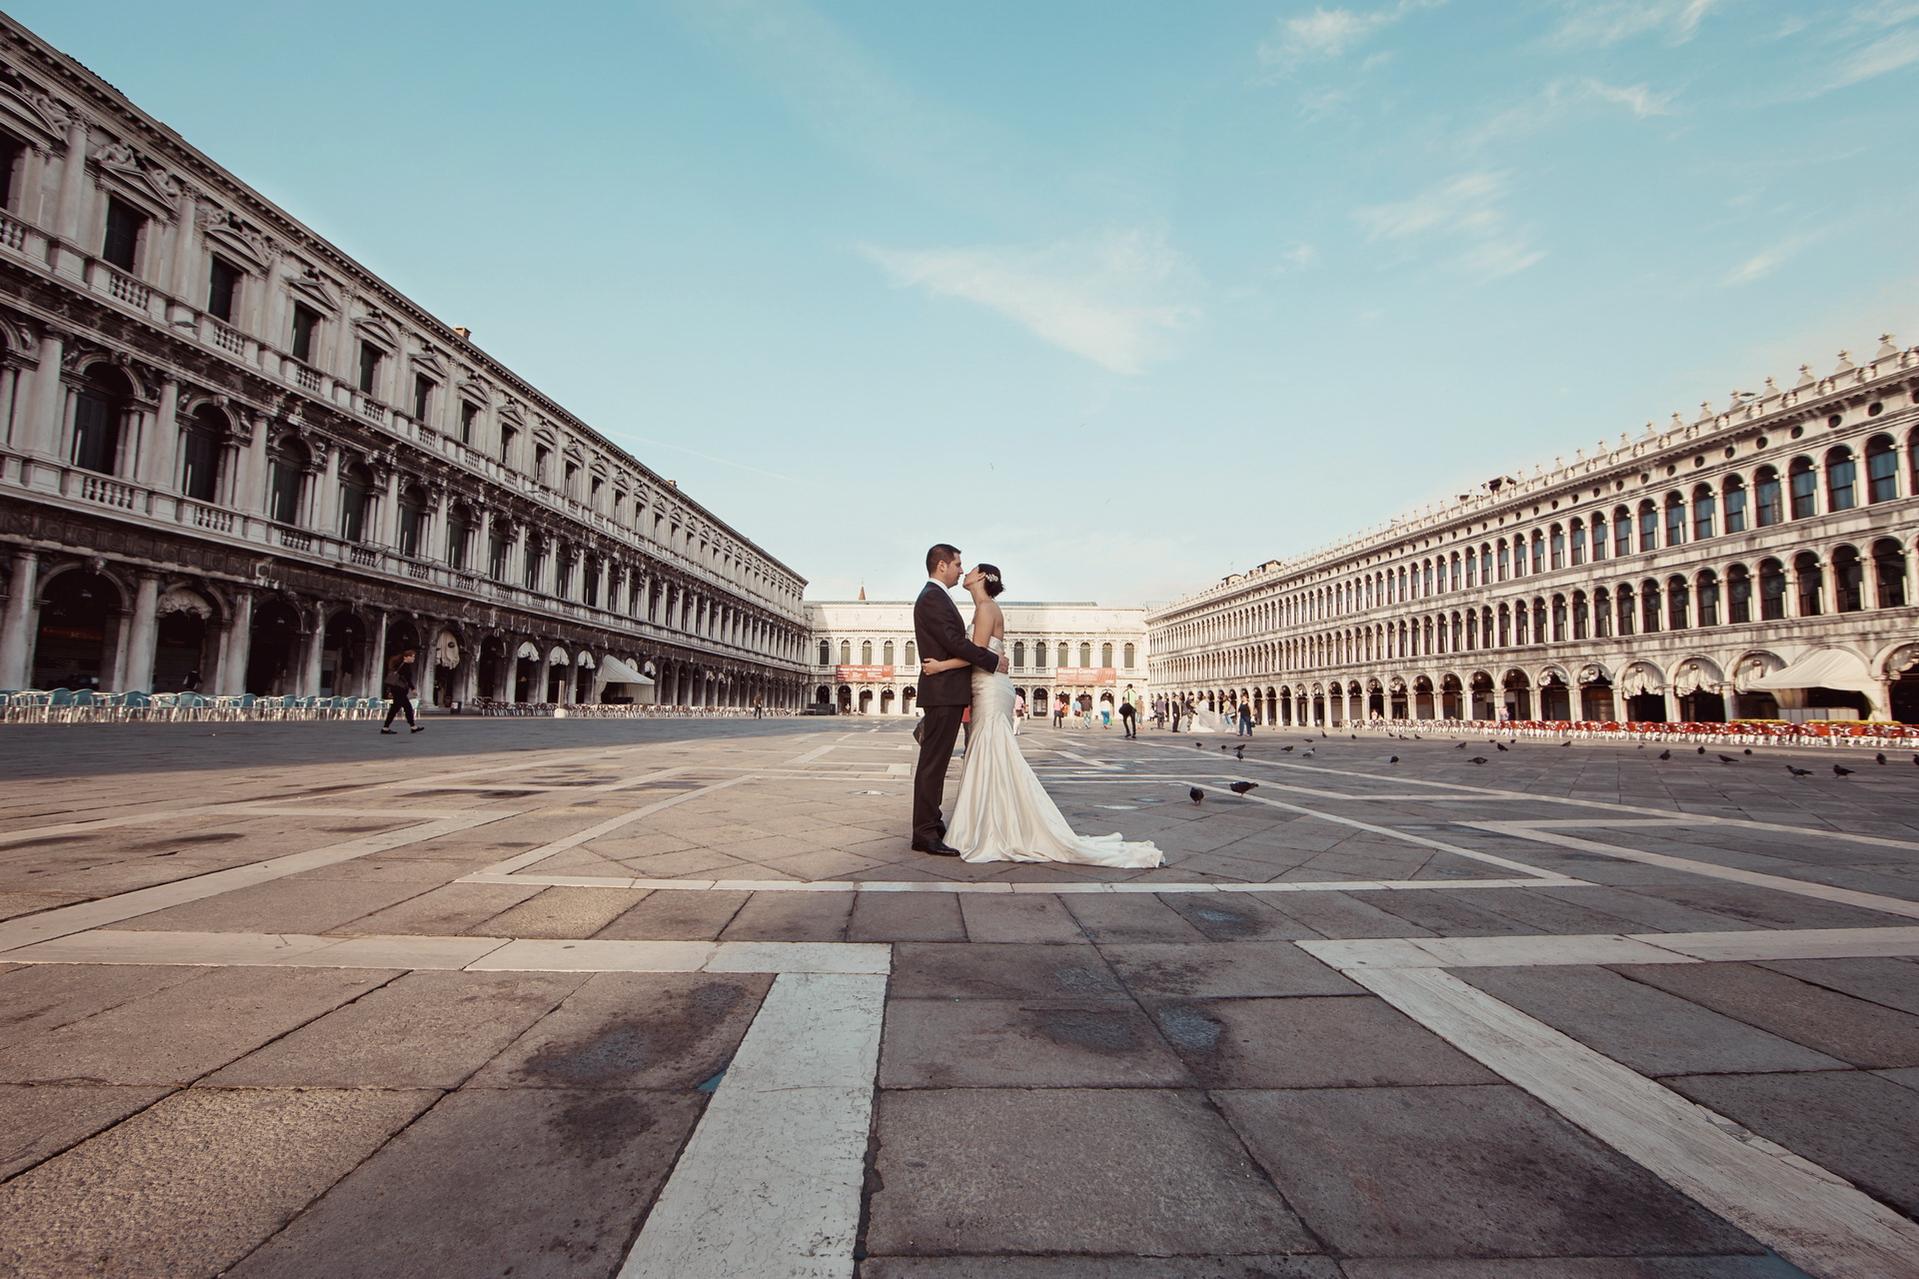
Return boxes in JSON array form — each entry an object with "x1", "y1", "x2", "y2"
[
  {"x1": 860, "y1": 231, "x2": 1200, "y2": 375},
  {"x1": 1258, "y1": 0, "x2": 1445, "y2": 73},
  {"x1": 1820, "y1": 23, "x2": 1919, "y2": 89},
  {"x1": 1277, "y1": 243, "x2": 1322, "y2": 272},
  {"x1": 1550, "y1": 0, "x2": 1716, "y2": 45},
  {"x1": 1467, "y1": 77, "x2": 1677, "y2": 149},
  {"x1": 1723, "y1": 233, "x2": 1820, "y2": 286},
  {"x1": 1354, "y1": 171, "x2": 1546, "y2": 281}
]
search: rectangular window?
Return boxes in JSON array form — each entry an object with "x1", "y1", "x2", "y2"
[
  {"x1": 267, "y1": 460, "x2": 302, "y2": 525},
  {"x1": 460, "y1": 401, "x2": 479, "y2": 444},
  {"x1": 71, "y1": 392, "x2": 118, "y2": 475},
  {"x1": 207, "y1": 256, "x2": 241, "y2": 323},
  {"x1": 535, "y1": 445, "x2": 551, "y2": 482},
  {"x1": 398, "y1": 505, "x2": 423, "y2": 558},
  {"x1": 412, "y1": 374, "x2": 433, "y2": 422},
  {"x1": 1665, "y1": 505, "x2": 1685, "y2": 547},
  {"x1": 339, "y1": 486, "x2": 368, "y2": 542},
  {"x1": 0, "y1": 134, "x2": 21, "y2": 210},
  {"x1": 1724, "y1": 486, "x2": 1747, "y2": 533},
  {"x1": 180, "y1": 430, "x2": 220, "y2": 502},
  {"x1": 488, "y1": 532, "x2": 509, "y2": 580},
  {"x1": 499, "y1": 424, "x2": 517, "y2": 465},
  {"x1": 291, "y1": 303, "x2": 319, "y2": 363},
  {"x1": 103, "y1": 197, "x2": 144, "y2": 272},
  {"x1": 1614, "y1": 519, "x2": 1630, "y2": 557},
  {"x1": 357, "y1": 342, "x2": 382, "y2": 396}
]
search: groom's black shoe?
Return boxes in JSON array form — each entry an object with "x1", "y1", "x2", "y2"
[{"x1": 911, "y1": 840, "x2": 963, "y2": 857}]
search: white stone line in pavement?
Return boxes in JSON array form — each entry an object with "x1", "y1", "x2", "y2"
[
  {"x1": 2, "y1": 929, "x2": 893, "y2": 975},
  {"x1": 1470, "y1": 822, "x2": 1919, "y2": 922},
  {"x1": 0, "y1": 804, "x2": 527, "y2": 955},
  {"x1": 458, "y1": 870, "x2": 1586, "y2": 894},
  {"x1": 1049, "y1": 749, "x2": 1121, "y2": 772},
  {"x1": 1645, "y1": 925, "x2": 1919, "y2": 961},
  {"x1": 1186, "y1": 782, "x2": 1562, "y2": 880},
  {"x1": 1346, "y1": 965, "x2": 1919, "y2": 1279},
  {"x1": 1300, "y1": 933, "x2": 1702, "y2": 970},
  {"x1": 468, "y1": 772, "x2": 748, "y2": 876},
  {"x1": 619, "y1": 972, "x2": 886, "y2": 1279}
]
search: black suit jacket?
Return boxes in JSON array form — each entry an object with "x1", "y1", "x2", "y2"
[{"x1": 914, "y1": 582, "x2": 1000, "y2": 708}]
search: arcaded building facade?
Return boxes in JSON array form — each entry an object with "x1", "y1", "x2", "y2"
[
  {"x1": 806, "y1": 600, "x2": 1149, "y2": 715},
  {"x1": 1149, "y1": 339, "x2": 1919, "y2": 727},
  {"x1": 0, "y1": 17, "x2": 809, "y2": 709}
]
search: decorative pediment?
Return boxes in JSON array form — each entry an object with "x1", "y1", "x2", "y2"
[
  {"x1": 411, "y1": 349, "x2": 449, "y2": 382},
  {"x1": 353, "y1": 311, "x2": 400, "y2": 351},
  {"x1": 0, "y1": 62, "x2": 73, "y2": 146},
  {"x1": 286, "y1": 265, "x2": 341, "y2": 312},
  {"x1": 197, "y1": 206, "x2": 278, "y2": 269},
  {"x1": 90, "y1": 139, "x2": 181, "y2": 216},
  {"x1": 456, "y1": 375, "x2": 493, "y2": 406},
  {"x1": 499, "y1": 399, "x2": 528, "y2": 429}
]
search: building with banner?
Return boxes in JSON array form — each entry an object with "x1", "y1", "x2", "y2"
[
  {"x1": 0, "y1": 14, "x2": 811, "y2": 710},
  {"x1": 1147, "y1": 338, "x2": 1919, "y2": 727},
  {"x1": 805, "y1": 599, "x2": 1148, "y2": 716}
]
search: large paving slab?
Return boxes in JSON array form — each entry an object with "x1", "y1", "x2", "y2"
[
  {"x1": 881, "y1": 999, "x2": 1192, "y2": 1088},
  {"x1": 0, "y1": 1086, "x2": 436, "y2": 1278},
  {"x1": 1455, "y1": 965, "x2": 1850, "y2": 1076},
  {"x1": 866, "y1": 1088, "x2": 1314, "y2": 1257},
  {"x1": 1615, "y1": 961, "x2": 1919, "y2": 1067},
  {"x1": 1152, "y1": 995, "x2": 1501, "y2": 1088},
  {"x1": 1664, "y1": 1070, "x2": 1919, "y2": 1219},
  {"x1": 227, "y1": 1088, "x2": 703, "y2": 1279},
  {"x1": 1217, "y1": 1084, "x2": 1769, "y2": 1259}
]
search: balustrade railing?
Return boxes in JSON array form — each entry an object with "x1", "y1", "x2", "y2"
[
  {"x1": 209, "y1": 320, "x2": 245, "y2": 355},
  {"x1": 293, "y1": 364, "x2": 322, "y2": 393},
  {"x1": 80, "y1": 473, "x2": 137, "y2": 509},
  {"x1": 185, "y1": 500, "x2": 235, "y2": 533},
  {"x1": 103, "y1": 266, "x2": 152, "y2": 309}
]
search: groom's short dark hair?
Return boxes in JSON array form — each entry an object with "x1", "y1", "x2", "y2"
[{"x1": 926, "y1": 543, "x2": 961, "y2": 575}]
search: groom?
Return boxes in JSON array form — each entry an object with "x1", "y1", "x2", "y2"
[{"x1": 911, "y1": 543, "x2": 1006, "y2": 856}]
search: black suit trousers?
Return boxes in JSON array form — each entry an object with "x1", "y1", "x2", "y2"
[{"x1": 911, "y1": 704, "x2": 965, "y2": 843}]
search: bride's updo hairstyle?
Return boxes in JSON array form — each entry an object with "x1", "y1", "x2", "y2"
[{"x1": 975, "y1": 563, "x2": 1005, "y2": 598}]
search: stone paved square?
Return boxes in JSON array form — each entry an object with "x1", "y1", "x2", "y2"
[{"x1": 2, "y1": 718, "x2": 1917, "y2": 1276}]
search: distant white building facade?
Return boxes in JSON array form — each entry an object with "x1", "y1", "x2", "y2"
[
  {"x1": 805, "y1": 599, "x2": 1149, "y2": 715},
  {"x1": 1148, "y1": 339, "x2": 1919, "y2": 727}
]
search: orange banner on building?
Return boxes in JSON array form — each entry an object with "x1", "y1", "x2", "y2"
[
  {"x1": 1052, "y1": 667, "x2": 1118, "y2": 686},
  {"x1": 835, "y1": 665, "x2": 895, "y2": 682}
]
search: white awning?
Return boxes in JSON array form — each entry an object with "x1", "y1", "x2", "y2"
[
  {"x1": 576, "y1": 652, "x2": 595, "y2": 670},
  {"x1": 516, "y1": 641, "x2": 540, "y2": 660},
  {"x1": 1747, "y1": 648, "x2": 1878, "y2": 698},
  {"x1": 598, "y1": 655, "x2": 654, "y2": 686},
  {"x1": 548, "y1": 646, "x2": 569, "y2": 666}
]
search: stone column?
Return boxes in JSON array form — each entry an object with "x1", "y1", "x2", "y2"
[
  {"x1": 144, "y1": 379, "x2": 181, "y2": 492},
  {"x1": 368, "y1": 611, "x2": 389, "y2": 698},
  {"x1": 378, "y1": 470, "x2": 401, "y2": 547},
  {"x1": 219, "y1": 590, "x2": 254, "y2": 695},
  {"x1": 50, "y1": 117, "x2": 90, "y2": 277},
  {"x1": 167, "y1": 190, "x2": 200, "y2": 311},
  {"x1": 314, "y1": 446, "x2": 342, "y2": 538},
  {"x1": 241, "y1": 421, "x2": 269, "y2": 518},
  {"x1": 122, "y1": 571, "x2": 162, "y2": 692},
  {"x1": 18, "y1": 330, "x2": 65, "y2": 463},
  {"x1": 417, "y1": 630, "x2": 437, "y2": 707},
  {"x1": 0, "y1": 549, "x2": 41, "y2": 687},
  {"x1": 300, "y1": 616, "x2": 324, "y2": 695}
]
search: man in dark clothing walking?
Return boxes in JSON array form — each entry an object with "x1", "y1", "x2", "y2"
[{"x1": 381, "y1": 649, "x2": 424, "y2": 734}]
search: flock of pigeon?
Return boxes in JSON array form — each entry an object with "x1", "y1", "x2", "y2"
[{"x1": 1180, "y1": 729, "x2": 1903, "y2": 805}]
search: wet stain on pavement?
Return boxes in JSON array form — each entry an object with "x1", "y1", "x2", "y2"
[
  {"x1": 1156, "y1": 1004, "x2": 1223, "y2": 1053},
  {"x1": 518, "y1": 981, "x2": 748, "y2": 1086},
  {"x1": 1038, "y1": 1009, "x2": 1139, "y2": 1053},
  {"x1": 550, "y1": 1091, "x2": 661, "y2": 1158}
]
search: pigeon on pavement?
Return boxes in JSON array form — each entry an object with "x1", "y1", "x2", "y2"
[
  {"x1": 1496, "y1": 743, "x2": 1509, "y2": 752},
  {"x1": 1189, "y1": 787, "x2": 1205, "y2": 804},
  {"x1": 1787, "y1": 765, "x2": 1813, "y2": 777},
  {"x1": 1834, "y1": 764, "x2": 1854, "y2": 777},
  {"x1": 1389, "y1": 755, "x2": 1400, "y2": 764},
  {"x1": 1228, "y1": 781, "x2": 1258, "y2": 797},
  {"x1": 1658, "y1": 750, "x2": 1671, "y2": 760},
  {"x1": 1470, "y1": 756, "x2": 1488, "y2": 765},
  {"x1": 1717, "y1": 754, "x2": 1736, "y2": 764},
  {"x1": 1876, "y1": 752, "x2": 1887, "y2": 765}
]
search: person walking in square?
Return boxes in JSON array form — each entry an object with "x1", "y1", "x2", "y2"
[
  {"x1": 1237, "y1": 697, "x2": 1254, "y2": 737},
  {"x1": 1119, "y1": 693, "x2": 1137, "y2": 739},
  {"x1": 380, "y1": 649, "x2": 424, "y2": 735}
]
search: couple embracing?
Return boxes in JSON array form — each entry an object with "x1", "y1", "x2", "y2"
[{"x1": 909, "y1": 543, "x2": 1162, "y2": 868}]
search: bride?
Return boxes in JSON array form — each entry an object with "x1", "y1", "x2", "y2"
[{"x1": 920, "y1": 564, "x2": 1162, "y2": 868}]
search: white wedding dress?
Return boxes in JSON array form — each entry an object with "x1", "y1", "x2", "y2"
[
  {"x1": 948, "y1": 637, "x2": 1163, "y2": 867},
  {"x1": 1185, "y1": 704, "x2": 1226, "y2": 734}
]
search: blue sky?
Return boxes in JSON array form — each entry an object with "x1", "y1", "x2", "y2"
[{"x1": 21, "y1": 1, "x2": 1918, "y2": 606}]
